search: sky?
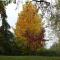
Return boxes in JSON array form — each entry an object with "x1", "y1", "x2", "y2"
[
  {"x1": 0, "y1": 14, "x2": 2, "y2": 27},
  {"x1": 0, "y1": 0, "x2": 58, "y2": 49},
  {"x1": 6, "y1": 0, "x2": 56, "y2": 27}
]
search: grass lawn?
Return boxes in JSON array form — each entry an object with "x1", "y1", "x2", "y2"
[{"x1": 0, "y1": 56, "x2": 60, "y2": 60}]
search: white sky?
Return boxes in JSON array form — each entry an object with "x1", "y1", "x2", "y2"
[
  {"x1": 0, "y1": 14, "x2": 2, "y2": 26},
  {"x1": 3, "y1": 0, "x2": 59, "y2": 49},
  {"x1": 6, "y1": 2, "x2": 18, "y2": 28}
]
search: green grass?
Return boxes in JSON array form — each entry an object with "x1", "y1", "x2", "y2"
[{"x1": 0, "y1": 56, "x2": 60, "y2": 60}]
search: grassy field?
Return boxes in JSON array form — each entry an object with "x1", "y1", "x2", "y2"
[{"x1": 0, "y1": 56, "x2": 60, "y2": 60}]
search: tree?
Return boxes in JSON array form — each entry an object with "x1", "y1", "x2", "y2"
[
  {"x1": 50, "y1": 0, "x2": 60, "y2": 52},
  {"x1": 0, "y1": 1, "x2": 16, "y2": 55},
  {"x1": 15, "y1": 1, "x2": 45, "y2": 52}
]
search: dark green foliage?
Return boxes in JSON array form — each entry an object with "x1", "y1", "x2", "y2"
[
  {"x1": 0, "y1": 1, "x2": 17, "y2": 55},
  {"x1": 1, "y1": 0, "x2": 13, "y2": 5}
]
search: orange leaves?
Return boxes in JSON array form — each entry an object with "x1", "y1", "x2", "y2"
[
  {"x1": 15, "y1": 2, "x2": 43, "y2": 35},
  {"x1": 15, "y1": 2, "x2": 45, "y2": 51}
]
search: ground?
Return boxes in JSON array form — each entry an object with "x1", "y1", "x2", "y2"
[{"x1": 0, "y1": 56, "x2": 60, "y2": 60}]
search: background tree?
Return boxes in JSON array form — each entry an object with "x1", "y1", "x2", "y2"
[
  {"x1": 50, "y1": 0, "x2": 60, "y2": 53},
  {"x1": 0, "y1": 1, "x2": 16, "y2": 55},
  {"x1": 15, "y1": 1, "x2": 45, "y2": 53}
]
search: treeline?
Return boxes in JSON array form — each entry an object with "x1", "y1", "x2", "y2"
[{"x1": 0, "y1": 0, "x2": 60, "y2": 56}]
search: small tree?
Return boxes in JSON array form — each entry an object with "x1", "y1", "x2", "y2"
[{"x1": 15, "y1": 1, "x2": 45, "y2": 52}]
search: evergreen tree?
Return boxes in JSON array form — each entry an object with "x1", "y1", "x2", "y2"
[{"x1": 0, "y1": 1, "x2": 16, "y2": 55}]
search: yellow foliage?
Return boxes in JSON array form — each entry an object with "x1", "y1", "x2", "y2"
[
  {"x1": 15, "y1": 2, "x2": 45, "y2": 51},
  {"x1": 15, "y1": 2, "x2": 43, "y2": 38}
]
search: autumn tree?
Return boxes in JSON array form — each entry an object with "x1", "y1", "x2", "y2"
[{"x1": 15, "y1": 1, "x2": 45, "y2": 52}]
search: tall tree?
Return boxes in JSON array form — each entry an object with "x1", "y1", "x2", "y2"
[
  {"x1": 15, "y1": 1, "x2": 45, "y2": 52},
  {"x1": 50, "y1": 0, "x2": 60, "y2": 52},
  {"x1": 0, "y1": 1, "x2": 16, "y2": 55}
]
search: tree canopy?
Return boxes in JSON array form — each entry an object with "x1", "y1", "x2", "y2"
[{"x1": 15, "y1": 2, "x2": 45, "y2": 52}]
